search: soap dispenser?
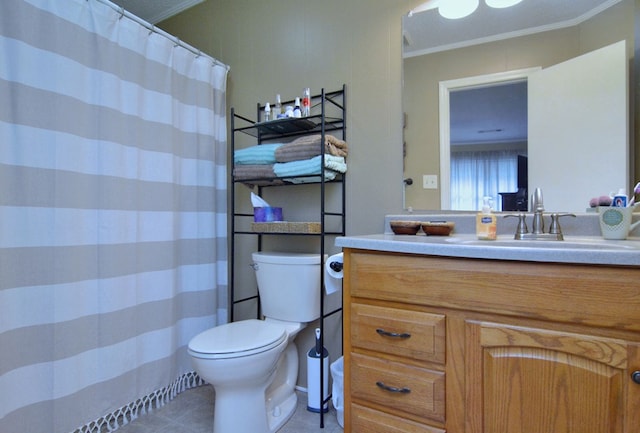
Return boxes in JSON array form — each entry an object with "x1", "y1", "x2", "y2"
[{"x1": 476, "y1": 196, "x2": 497, "y2": 240}]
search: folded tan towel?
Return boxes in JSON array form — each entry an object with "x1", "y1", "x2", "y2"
[
  {"x1": 275, "y1": 134, "x2": 348, "y2": 162},
  {"x1": 275, "y1": 142, "x2": 319, "y2": 162},
  {"x1": 325, "y1": 134, "x2": 348, "y2": 157}
]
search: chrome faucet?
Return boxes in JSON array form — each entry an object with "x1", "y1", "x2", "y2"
[
  {"x1": 504, "y1": 188, "x2": 575, "y2": 240},
  {"x1": 531, "y1": 187, "x2": 545, "y2": 234}
]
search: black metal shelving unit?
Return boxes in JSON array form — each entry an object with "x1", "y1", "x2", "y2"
[{"x1": 229, "y1": 85, "x2": 346, "y2": 428}]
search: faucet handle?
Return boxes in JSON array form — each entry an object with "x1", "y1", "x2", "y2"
[
  {"x1": 504, "y1": 213, "x2": 528, "y2": 237},
  {"x1": 548, "y1": 213, "x2": 576, "y2": 238}
]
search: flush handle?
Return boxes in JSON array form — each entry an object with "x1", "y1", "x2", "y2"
[
  {"x1": 249, "y1": 262, "x2": 259, "y2": 271},
  {"x1": 376, "y1": 381, "x2": 411, "y2": 394},
  {"x1": 376, "y1": 328, "x2": 411, "y2": 339}
]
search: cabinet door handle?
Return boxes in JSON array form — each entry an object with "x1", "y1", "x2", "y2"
[
  {"x1": 376, "y1": 328, "x2": 411, "y2": 339},
  {"x1": 632, "y1": 371, "x2": 640, "y2": 384},
  {"x1": 376, "y1": 381, "x2": 411, "y2": 394}
]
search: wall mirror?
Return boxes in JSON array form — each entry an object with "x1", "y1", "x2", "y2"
[{"x1": 401, "y1": 0, "x2": 635, "y2": 213}]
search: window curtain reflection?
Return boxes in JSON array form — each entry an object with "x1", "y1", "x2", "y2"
[{"x1": 450, "y1": 149, "x2": 519, "y2": 210}]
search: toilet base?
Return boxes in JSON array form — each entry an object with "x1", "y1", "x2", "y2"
[
  {"x1": 203, "y1": 341, "x2": 299, "y2": 433},
  {"x1": 265, "y1": 343, "x2": 299, "y2": 431},
  {"x1": 266, "y1": 391, "x2": 297, "y2": 432},
  {"x1": 213, "y1": 384, "x2": 272, "y2": 433}
]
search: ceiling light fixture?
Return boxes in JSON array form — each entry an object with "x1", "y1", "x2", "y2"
[
  {"x1": 439, "y1": 0, "x2": 479, "y2": 20},
  {"x1": 485, "y1": 0, "x2": 523, "y2": 8},
  {"x1": 408, "y1": 0, "x2": 524, "y2": 19}
]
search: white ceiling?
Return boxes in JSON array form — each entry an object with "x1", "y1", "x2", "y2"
[
  {"x1": 403, "y1": 0, "x2": 622, "y2": 57},
  {"x1": 403, "y1": 0, "x2": 623, "y2": 145},
  {"x1": 109, "y1": 0, "x2": 204, "y2": 24}
]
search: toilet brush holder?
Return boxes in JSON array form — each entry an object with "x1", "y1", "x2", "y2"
[{"x1": 307, "y1": 328, "x2": 329, "y2": 413}]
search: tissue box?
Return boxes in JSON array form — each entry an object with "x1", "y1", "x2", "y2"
[{"x1": 253, "y1": 207, "x2": 283, "y2": 222}]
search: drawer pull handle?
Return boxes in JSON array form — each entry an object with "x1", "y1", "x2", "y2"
[
  {"x1": 376, "y1": 381, "x2": 411, "y2": 394},
  {"x1": 632, "y1": 371, "x2": 640, "y2": 384},
  {"x1": 376, "y1": 328, "x2": 411, "y2": 339}
]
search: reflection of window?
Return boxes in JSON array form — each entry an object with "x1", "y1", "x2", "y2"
[{"x1": 450, "y1": 149, "x2": 519, "y2": 211}]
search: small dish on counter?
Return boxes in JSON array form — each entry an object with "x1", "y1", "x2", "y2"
[
  {"x1": 421, "y1": 221, "x2": 455, "y2": 236},
  {"x1": 390, "y1": 220, "x2": 422, "y2": 235}
]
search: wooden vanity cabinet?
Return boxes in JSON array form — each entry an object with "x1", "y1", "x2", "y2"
[{"x1": 342, "y1": 249, "x2": 640, "y2": 433}]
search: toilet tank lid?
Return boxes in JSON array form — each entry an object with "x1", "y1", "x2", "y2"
[
  {"x1": 189, "y1": 319, "x2": 286, "y2": 355},
  {"x1": 252, "y1": 251, "x2": 326, "y2": 265}
]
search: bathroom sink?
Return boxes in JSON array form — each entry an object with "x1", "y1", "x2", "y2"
[{"x1": 444, "y1": 236, "x2": 640, "y2": 251}]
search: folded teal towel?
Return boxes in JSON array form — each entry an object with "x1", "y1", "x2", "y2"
[
  {"x1": 273, "y1": 155, "x2": 347, "y2": 177},
  {"x1": 234, "y1": 143, "x2": 283, "y2": 165}
]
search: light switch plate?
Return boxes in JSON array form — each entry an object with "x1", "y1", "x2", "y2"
[{"x1": 423, "y1": 174, "x2": 438, "y2": 189}]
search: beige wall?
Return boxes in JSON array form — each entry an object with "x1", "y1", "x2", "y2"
[
  {"x1": 403, "y1": 0, "x2": 634, "y2": 210},
  {"x1": 160, "y1": 0, "x2": 634, "y2": 224},
  {"x1": 161, "y1": 0, "x2": 421, "y2": 236}
]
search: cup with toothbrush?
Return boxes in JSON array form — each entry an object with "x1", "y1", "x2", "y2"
[{"x1": 598, "y1": 182, "x2": 640, "y2": 239}]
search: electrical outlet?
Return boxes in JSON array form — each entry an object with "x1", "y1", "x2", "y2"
[{"x1": 423, "y1": 174, "x2": 438, "y2": 189}]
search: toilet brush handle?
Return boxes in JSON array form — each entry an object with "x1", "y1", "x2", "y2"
[{"x1": 315, "y1": 328, "x2": 322, "y2": 355}]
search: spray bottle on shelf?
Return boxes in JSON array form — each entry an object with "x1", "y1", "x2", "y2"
[
  {"x1": 263, "y1": 102, "x2": 271, "y2": 122},
  {"x1": 302, "y1": 88, "x2": 311, "y2": 117},
  {"x1": 293, "y1": 97, "x2": 302, "y2": 118},
  {"x1": 476, "y1": 196, "x2": 497, "y2": 240},
  {"x1": 274, "y1": 94, "x2": 282, "y2": 118}
]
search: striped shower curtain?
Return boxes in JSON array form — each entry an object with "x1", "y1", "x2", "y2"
[{"x1": 0, "y1": 1, "x2": 229, "y2": 432}]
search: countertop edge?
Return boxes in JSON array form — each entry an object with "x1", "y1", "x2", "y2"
[{"x1": 335, "y1": 234, "x2": 640, "y2": 267}]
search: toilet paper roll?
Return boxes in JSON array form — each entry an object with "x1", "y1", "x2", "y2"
[{"x1": 324, "y1": 253, "x2": 343, "y2": 295}]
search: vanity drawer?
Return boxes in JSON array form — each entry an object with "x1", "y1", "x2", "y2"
[
  {"x1": 350, "y1": 352, "x2": 445, "y2": 425},
  {"x1": 351, "y1": 403, "x2": 446, "y2": 433},
  {"x1": 351, "y1": 303, "x2": 445, "y2": 364}
]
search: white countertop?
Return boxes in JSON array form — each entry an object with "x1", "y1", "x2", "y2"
[{"x1": 336, "y1": 233, "x2": 640, "y2": 267}]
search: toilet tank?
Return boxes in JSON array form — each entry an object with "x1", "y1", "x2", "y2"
[{"x1": 251, "y1": 252, "x2": 325, "y2": 323}]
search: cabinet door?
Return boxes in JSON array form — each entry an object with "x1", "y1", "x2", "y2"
[{"x1": 465, "y1": 321, "x2": 640, "y2": 433}]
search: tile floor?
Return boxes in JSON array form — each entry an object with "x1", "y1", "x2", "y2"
[{"x1": 113, "y1": 385, "x2": 344, "y2": 433}]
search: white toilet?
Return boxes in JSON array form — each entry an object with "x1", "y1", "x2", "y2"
[{"x1": 188, "y1": 251, "x2": 323, "y2": 433}]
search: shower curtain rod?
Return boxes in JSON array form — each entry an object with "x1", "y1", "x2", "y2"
[{"x1": 92, "y1": 0, "x2": 230, "y2": 71}]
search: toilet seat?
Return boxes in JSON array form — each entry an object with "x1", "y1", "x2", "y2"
[{"x1": 188, "y1": 319, "x2": 287, "y2": 360}]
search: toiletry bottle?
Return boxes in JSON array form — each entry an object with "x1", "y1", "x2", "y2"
[
  {"x1": 284, "y1": 106, "x2": 294, "y2": 118},
  {"x1": 293, "y1": 97, "x2": 302, "y2": 118},
  {"x1": 264, "y1": 102, "x2": 271, "y2": 122},
  {"x1": 274, "y1": 94, "x2": 282, "y2": 118},
  {"x1": 302, "y1": 88, "x2": 311, "y2": 117},
  {"x1": 476, "y1": 196, "x2": 497, "y2": 240},
  {"x1": 612, "y1": 188, "x2": 627, "y2": 207}
]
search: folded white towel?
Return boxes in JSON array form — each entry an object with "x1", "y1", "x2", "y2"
[{"x1": 285, "y1": 170, "x2": 340, "y2": 184}]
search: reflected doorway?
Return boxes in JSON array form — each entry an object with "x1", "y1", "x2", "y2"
[
  {"x1": 450, "y1": 81, "x2": 528, "y2": 211},
  {"x1": 439, "y1": 68, "x2": 540, "y2": 210}
]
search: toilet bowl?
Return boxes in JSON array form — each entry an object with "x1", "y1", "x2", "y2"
[{"x1": 188, "y1": 252, "x2": 323, "y2": 433}]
